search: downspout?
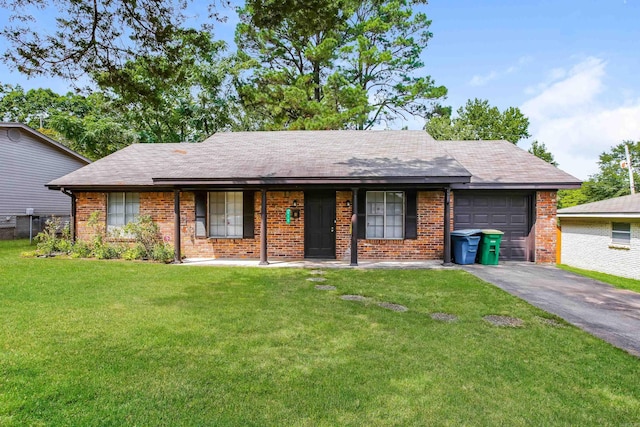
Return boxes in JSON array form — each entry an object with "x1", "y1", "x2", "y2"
[
  {"x1": 174, "y1": 189, "x2": 182, "y2": 263},
  {"x1": 443, "y1": 187, "x2": 452, "y2": 266},
  {"x1": 60, "y1": 188, "x2": 76, "y2": 243},
  {"x1": 350, "y1": 188, "x2": 358, "y2": 266},
  {"x1": 259, "y1": 188, "x2": 269, "y2": 265}
]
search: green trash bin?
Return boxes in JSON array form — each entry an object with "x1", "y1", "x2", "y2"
[{"x1": 478, "y1": 229, "x2": 504, "y2": 265}]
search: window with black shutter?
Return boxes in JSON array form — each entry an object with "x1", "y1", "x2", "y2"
[
  {"x1": 243, "y1": 191, "x2": 255, "y2": 238},
  {"x1": 194, "y1": 192, "x2": 207, "y2": 238},
  {"x1": 356, "y1": 190, "x2": 417, "y2": 240},
  {"x1": 195, "y1": 191, "x2": 255, "y2": 238}
]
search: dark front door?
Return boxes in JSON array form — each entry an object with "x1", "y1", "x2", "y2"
[{"x1": 305, "y1": 191, "x2": 336, "y2": 258}]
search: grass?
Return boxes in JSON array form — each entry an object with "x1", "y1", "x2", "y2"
[
  {"x1": 558, "y1": 264, "x2": 640, "y2": 294},
  {"x1": 1, "y1": 240, "x2": 639, "y2": 426}
]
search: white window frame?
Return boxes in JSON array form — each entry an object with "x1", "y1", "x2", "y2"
[
  {"x1": 107, "y1": 192, "x2": 140, "y2": 233},
  {"x1": 611, "y1": 222, "x2": 631, "y2": 246},
  {"x1": 209, "y1": 192, "x2": 243, "y2": 238},
  {"x1": 365, "y1": 191, "x2": 405, "y2": 239}
]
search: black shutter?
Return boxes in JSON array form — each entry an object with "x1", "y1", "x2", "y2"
[
  {"x1": 357, "y1": 189, "x2": 366, "y2": 239},
  {"x1": 405, "y1": 190, "x2": 417, "y2": 239},
  {"x1": 195, "y1": 192, "x2": 207, "y2": 238},
  {"x1": 243, "y1": 191, "x2": 255, "y2": 238}
]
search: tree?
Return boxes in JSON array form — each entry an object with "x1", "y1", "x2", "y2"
[
  {"x1": 0, "y1": 0, "x2": 230, "y2": 81},
  {"x1": 558, "y1": 141, "x2": 640, "y2": 209},
  {"x1": 426, "y1": 98, "x2": 530, "y2": 144},
  {"x1": 234, "y1": 1, "x2": 363, "y2": 130},
  {"x1": 94, "y1": 29, "x2": 234, "y2": 142},
  {"x1": 583, "y1": 141, "x2": 640, "y2": 201},
  {"x1": 528, "y1": 140, "x2": 558, "y2": 166},
  {"x1": 0, "y1": 85, "x2": 81, "y2": 127},
  {"x1": 234, "y1": 0, "x2": 446, "y2": 130},
  {"x1": 557, "y1": 188, "x2": 589, "y2": 209},
  {"x1": 0, "y1": 84, "x2": 137, "y2": 159}
]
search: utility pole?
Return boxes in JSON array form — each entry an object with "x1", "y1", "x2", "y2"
[{"x1": 624, "y1": 144, "x2": 636, "y2": 194}]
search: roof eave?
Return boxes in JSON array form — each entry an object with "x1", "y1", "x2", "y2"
[
  {"x1": 48, "y1": 175, "x2": 472, "y2": 191},
  {"x1": 557, "y1": 213, "x2": 640, "y2": 219},
  {"x1": 151, "y1": 175, "x2": 472, "y2": 186},
  {"x1": 451, "y1": 182, "x2": 582, "y2": 190},
  {"x1": 47, "y1": 184, "x2": 170, "y2": 192}
]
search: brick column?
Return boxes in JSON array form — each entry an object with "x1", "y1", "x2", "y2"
[{"x1": 535, "y1": 191, "x2": 558, "y2": 263}]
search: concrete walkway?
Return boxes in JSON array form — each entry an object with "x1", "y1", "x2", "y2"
[
  {"x1": 179, "y1": 258, "x2": 447, "y2": 270},
  {"x1": 463, "y1": 262, "x2": 640, "y2": 358}
]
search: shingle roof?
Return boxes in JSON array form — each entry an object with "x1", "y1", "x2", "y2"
[
  {"x1": 436, "y1": 140, "x2": 581, "y2": 188},
  {"x1": 557, "y1": 193, "x2": 640, "y2": 217},
  {"x1": 1, "y1": 122, "x2": 91, "y2": 164},
  {"x1": 47, "y1": 130, "x2": 580, "y2": 190}
]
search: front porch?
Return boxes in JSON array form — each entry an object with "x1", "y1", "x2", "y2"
[{"x1": 169, "y1": 188, "x2": 454, "y2": 266}]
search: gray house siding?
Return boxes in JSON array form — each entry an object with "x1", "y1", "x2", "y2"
[{"x1": 0, "y1": 125, "x2": 89, "y2": 238}]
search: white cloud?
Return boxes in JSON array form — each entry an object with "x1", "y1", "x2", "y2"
[
  {"x1": 469, "y1": 56, "x2": 532, "y2": 87},
  {"x1": 521, "y1": 57, "x2": 640, "y2": 180},
  {"x1": 524, "y1": 67, "x2": 569, "y2": 95},
  {"x1": 469, "y1": 71, "x2": 498, "y2": 87}
]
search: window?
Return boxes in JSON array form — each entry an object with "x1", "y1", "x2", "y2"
[
  {"x1": 107, "y1": 192, "x2": 140, "y2": 232},
  {"x1": 366, "y1": 191, "x2": 404, "y2": 239},
  {"x1": 612, "y1": 222, "x2": 631, "y2": 246},
  {"x1": 209, "y1": 192, "x2": 243, "y2": 238}
]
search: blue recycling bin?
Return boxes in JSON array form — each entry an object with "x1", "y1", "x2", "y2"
[{"x1": 451, "y1": 229, "x2": 482, "y2": 265}]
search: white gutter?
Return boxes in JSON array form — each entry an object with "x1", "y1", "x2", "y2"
[{"x1": 557, "y1": 213, "x2": 640, "y2": 219}]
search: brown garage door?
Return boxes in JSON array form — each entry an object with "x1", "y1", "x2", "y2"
[{"x1": 454, "y1": 191, "x2": 533, "y2": 261}]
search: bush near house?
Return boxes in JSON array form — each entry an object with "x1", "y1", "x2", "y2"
[{"x1": 30, "y1": 213, "x2": 173, "y2": 262}]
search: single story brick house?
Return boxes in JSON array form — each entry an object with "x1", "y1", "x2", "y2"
[
  {"x1": 47, "y1": 131, "x2": 580, "y2": 265},
  {"x1": 558, "y1": 193, "x2": 640, "y2": 280}
]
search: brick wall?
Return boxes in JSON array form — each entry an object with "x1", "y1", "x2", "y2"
[
  {"x1": 336, "y1": 191, "x2": 353, "y2": 260},
  {"x1": 263, "y1": 191, "x2": 305, "y2": 258},
  {"x1": 534, "y1": 191, "x2": 557, "y2": 263},
  {"x1": 74, "y1": 190, "x2": 305, "y2": 259},
  {"x1": 334, "y1": 190, "x2": 452, "y2": 261},
  {"x1": 75, "y1": 189, "x2": 452, "y2": 261},
  {"x1": 349, "y1": 191, "x2": 450, "y2": 260},
  {"x1": 74, "y1": 189, "x2": 560, "y2": 263},
  {"x1": 561, "y1": 219, "x2": 640, "y2": 280},
  {"x1": 76, "y1": 192, "x2": 106, "y2": 240}
]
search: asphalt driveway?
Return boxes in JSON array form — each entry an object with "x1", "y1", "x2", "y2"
[{"x1": 463, "y1": 263, "x2": 640, "y2": 358}]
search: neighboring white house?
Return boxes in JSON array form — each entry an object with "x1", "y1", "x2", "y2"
[
  {"x1": 558, "y1": 193, "x2": 640, "y2": 280},
  {"x1": 0, "y1": 123, "x2": 90, "y2": 239}
]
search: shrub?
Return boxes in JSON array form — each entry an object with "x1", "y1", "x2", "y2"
[
  {"x1": 123, "y1": 216, "x2": 159, "y2": 252},
  {"x1": 93, "y1": 241, "x2": 124, "y2": 260},
  {"x1": 150, "y1": 243, "x2": 175, "y2": 263},
  {"x1": 52, "y1": 211, "x2": 173, "y2": 263},
  {"x1": 34, "y1": 217, "x2": 72, "y2": 256},
  {"x1": 70, "y1": 241, "x2": 92, "y2": 258},
  {"x1": 123, "y1": 244, "x2": 146, "y2": 261}
]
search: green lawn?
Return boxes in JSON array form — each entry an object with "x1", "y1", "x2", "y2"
[
  {"x1": 558, "y1": 264, "x2": 640, "y2": 294},
  {"x1": 1, "y1": 240, "x2": 639, "y2": 426}
]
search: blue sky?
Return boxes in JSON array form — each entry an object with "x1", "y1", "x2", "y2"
[{"x1": 2, "y1": 0, "x2": 640, "y2": 179}]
